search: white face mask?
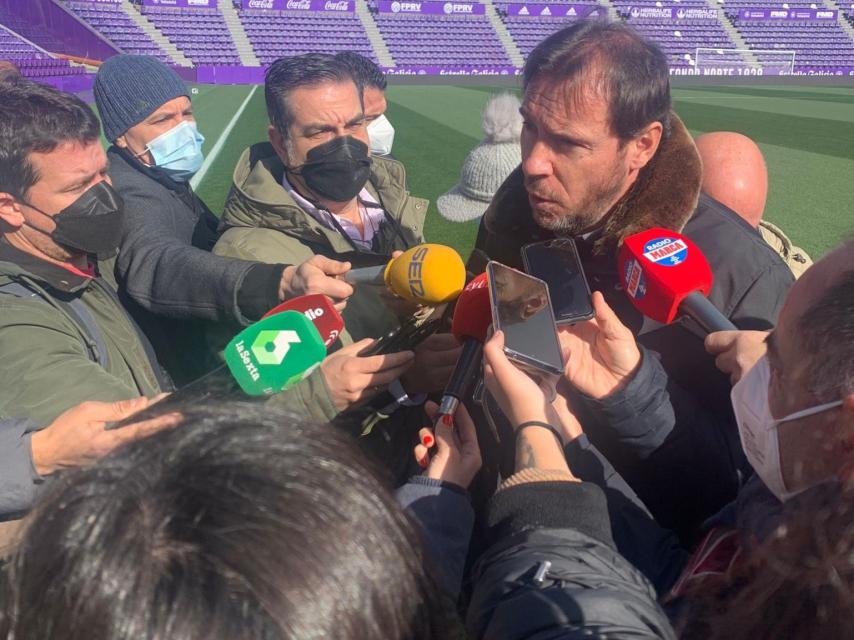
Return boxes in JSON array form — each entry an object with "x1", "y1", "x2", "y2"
[
  {"x1": 367, "y1": 114, "x2": 395, "y2": 156},
  {"x1": 731, "y1": 356, "x2": 843, "y2": 502}
]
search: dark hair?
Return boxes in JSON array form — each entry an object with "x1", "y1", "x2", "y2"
[
  {"x1": 680, "y1": 482, "x2": 854, "y2": 639},
  {"x1": 0, "y1": 403, "x2": 456, "y2": 640},
  {"x1": 265, "y1": 53, "x2": 360, "y2": 137},
  {"x1": 336, "y1": 51, "x2": 387, "y2": 91},
  {"x1": 0, "y1": 79, "x2": 100, "y2": 198},
  {"x1": 799, "y1": 253, "x2": 854, "y2": 402},
  {"x1": 523, "y1": 20, "x2": 671, "y2": 141}
]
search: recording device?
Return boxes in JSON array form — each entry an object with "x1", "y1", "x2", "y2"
[
  {"x1": 487, "y1": 261, "x2": 565, "y2": 376},
  {"x1": 521, "y1": 238, "x2": 594, "y2": 325},
  {"x1": 344, "y1": 243, "x2": 467, "y2": 305},
  {"x1": 618, "y1": 228, "x2": 737, "y2": 334},
  {"x1": 359, "y1": 304, "x2": 446, "y2": 357},
  {"x1": 262, "y1": 293, "x2": 344, "y2": 348},
  {"x1": 435, "y1": 272, "x2": 493, "y2": 419}
]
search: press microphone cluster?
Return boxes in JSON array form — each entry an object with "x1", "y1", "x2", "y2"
[
  {"x1": 345, "y1": 243, "x2": 467, "y2": 305},
  {"x1": 618, "y1": 227, "x2": 736, "y2": 334}
]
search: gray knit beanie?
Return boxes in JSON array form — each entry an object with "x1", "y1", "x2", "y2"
[
  {"x1": 94, "y1": 55, "x2": 190, "y2": 142},
  {"x1": 438, "y1": 93, "x2": 523, "y2": 223}
]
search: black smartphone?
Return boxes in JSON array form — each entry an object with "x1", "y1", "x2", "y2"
[
  {"x1": 359, "y1": 305, "x2": 445, "y2": 356},
  {"x1": 521, "y1": 239, "x2": 594, "y2": 325},
  {"x1": 486, "y1": 261, "x2": 565, "y2": 376}
]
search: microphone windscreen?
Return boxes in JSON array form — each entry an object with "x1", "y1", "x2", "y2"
[
  {"x1": 262, "y1": 294, "x2": 344, "y2": 348},
  {"x1": 223, "y1": 311, "x2": 326, "y2": 396},
  {"x1": 618, "y1": 228, "x2": 713, "y2": 325},
  {"x1": 451, "y1": 272, "x2": 491, "y2": 343},
  {"x1": 385, "y1": 244, "x2": 466, "y2": 304}
]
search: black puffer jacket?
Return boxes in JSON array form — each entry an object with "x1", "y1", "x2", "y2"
[{"x1": 467, "y1": 480, "x2": 676, "y2": 639}]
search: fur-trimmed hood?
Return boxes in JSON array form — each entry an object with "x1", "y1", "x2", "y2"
[{"x1": 477, "y1": 113, "x2": 702, "y2": 256}]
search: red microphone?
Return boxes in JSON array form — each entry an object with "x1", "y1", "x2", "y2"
[
  {"x1": 436, "y1": 273, "x2": 493, "y2": 419},
  {"x1": 618, "y1": 228, "x2": 736, "y2": 334},
  {"x1": 263, "y1": 294, "x2": 344, "y2": 349}
]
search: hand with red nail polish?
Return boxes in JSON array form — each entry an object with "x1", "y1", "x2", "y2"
[{"x1": 411, "y1": 401, "x2": 482, "y2": 489}]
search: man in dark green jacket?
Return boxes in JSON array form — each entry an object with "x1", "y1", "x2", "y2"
[{"x1": 0, "y1": 80, "x2": 169, "y2": 427}]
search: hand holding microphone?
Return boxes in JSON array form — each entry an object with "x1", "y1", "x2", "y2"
[
  {"x1": 280, "y1": 255, "x2": 354, "y2": 311},
  {"x1": 345, "y1": 243, "x2": 467, "y2": 305}
]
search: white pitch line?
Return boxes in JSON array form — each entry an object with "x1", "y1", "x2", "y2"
[{"x1": 191, "y1": 84, "x2": 258, "y2": 191}]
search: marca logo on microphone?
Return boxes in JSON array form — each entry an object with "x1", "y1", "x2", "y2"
[
  {"x1": 623, "y1": 259, "x2": 647, "y2": 299},
  {"x1": 407, "y1": 246, "x2": 429, "y2": 298},
  {"x1": 642, "y1": 237, "x2": 688, "y2": 267}
]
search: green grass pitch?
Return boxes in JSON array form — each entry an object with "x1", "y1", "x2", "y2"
[{"x1": 190, "y1": 82, "x2": 854, "y2": 262}]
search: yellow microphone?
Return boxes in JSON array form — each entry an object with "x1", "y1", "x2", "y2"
[{"x1": 345, "y1": 244, "x2": 466, "y2": 305}]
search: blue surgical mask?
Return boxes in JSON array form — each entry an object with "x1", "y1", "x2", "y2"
[{"x1": 146, "y1": 120, "x2": 205, "y2": 182}]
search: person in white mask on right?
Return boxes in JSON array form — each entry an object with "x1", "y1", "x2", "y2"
[
  {"x1": 336, "y1": 52, "x2": 396, "y2": 158},
  {"x1": 548, "y1": 239, "x2": 854, "y2": 597}
]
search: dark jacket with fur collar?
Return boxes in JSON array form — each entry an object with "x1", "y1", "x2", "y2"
[{"x1": 471, "y1": 114, "x2": 794, "y2": 541}]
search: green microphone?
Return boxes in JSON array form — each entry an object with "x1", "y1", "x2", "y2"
[{"x1": 223, "y1": 310, "x2": 327, "y2": 396}]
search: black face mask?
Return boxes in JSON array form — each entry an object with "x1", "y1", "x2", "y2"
[
  {"x1": 23, "y1": 181, "x2": 124, "y2": 258},
  {"x1": 287, "y1": 136, "x2": 372, "y2": 203}
]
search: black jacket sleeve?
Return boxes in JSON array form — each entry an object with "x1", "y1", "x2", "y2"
[
  {"x1": 110, "y1": 155, "x2": 278, "y2": 325},
  {"x1": 466, "y1": 481, "x2": 677, "y2": 640}
]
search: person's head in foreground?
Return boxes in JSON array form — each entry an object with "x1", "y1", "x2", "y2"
[
  {"x1": 682, "y1": 481, "x2": 854, "y2": 639},
  {"x1": 731, "y1": 240, "x2": 854, "y2": 501},
  {"x1": 0, "y1": 403, "x2": 456, "y2": 640},
  {"x1": 265, "y1": 53, "x2": 371, "y2": 206},
  {"x1": 695, "y1": 131, "x2": 768, "y2": 228},
  {"x1": 520, "y1": 20, "x2": 671, "y2": 235},
  {"x1": 335, "y1": 52, "x2": 393, "y2": 156},
  {"x1": 94, "y1": 55, "x2": 203, "y2": 182},
  {"x1": 0, "y1": 79, "x2": 122, "y2": 266}
]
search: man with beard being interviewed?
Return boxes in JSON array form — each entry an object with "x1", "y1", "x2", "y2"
[{"x1": 471, "y1": 20, "x2": 794, "y2": 541}]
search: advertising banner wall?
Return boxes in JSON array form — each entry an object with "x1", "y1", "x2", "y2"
[
  {"x1": 376, "y1": 1, "x2": 486, "y2": 15},
  {"x1": 240, "y1": 0, "x2": 353, "y2": 9},
  {"x1": 738, "y1": 8, "x2": 837, "y2": 19},
  {"x1": 626, "y1": 5, "x2": 719, "y2": 19},
  {"x1": 380, "y1": 65, "x2": 520, "y2": 75},
  {"x1": 503, "y1": 4, "x2": 604, "y2": 18},
  {"x1": 143, "y1": 0, "x2": 217, "y2": 7}
]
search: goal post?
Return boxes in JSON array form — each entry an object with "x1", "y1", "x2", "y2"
[{"x1": 693, "y1": 48, "x2": 796, "y2": 76}]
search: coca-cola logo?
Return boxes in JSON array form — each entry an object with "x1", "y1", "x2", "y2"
[
  {"x1": 324, "y1": 0, "x2": 349, "y2": 9},
  {"x1": 247, "y1": 0, "x2": 274, "y2": 7},
  {"x1": 286, "y1": 0, "x2": 311, "y2": 8}
]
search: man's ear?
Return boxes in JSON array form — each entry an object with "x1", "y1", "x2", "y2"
[
  {"x1": 268, "y1": 125, "x2": 289, "y2": 165},
  {"x1": 0, "y1": 192, "x2": 24, "y2": 229},
  {"x1": 627, "y1": 121, "x2": 663, "y2": 172},
  {"x1": 114, "y1": 134, "x2": 128, "y2": 150}
]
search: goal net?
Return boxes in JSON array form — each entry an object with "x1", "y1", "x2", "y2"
[{"x1": 694, "y1": 48, "x2": 796, "y2": 76}]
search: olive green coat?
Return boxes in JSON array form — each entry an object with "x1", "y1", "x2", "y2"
[{"x1": 214, "y1": 142, "x2": 428, "y2": 345}]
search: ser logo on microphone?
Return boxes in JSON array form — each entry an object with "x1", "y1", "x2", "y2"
[{"x1": 407, "y1": 246, "x2": 429, "y2": 298}]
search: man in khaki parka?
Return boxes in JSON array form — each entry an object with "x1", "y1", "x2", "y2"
[{"x1": 215, "y1": 53, "x2": 461, "y2": 399}]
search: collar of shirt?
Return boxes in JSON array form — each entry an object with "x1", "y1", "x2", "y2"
[
  {"x1": 0, "y1": 239, "x2": 95, "y2": 293},
  {"x1": 282, "y1": 174, "x2": 384, "y2": 249}
]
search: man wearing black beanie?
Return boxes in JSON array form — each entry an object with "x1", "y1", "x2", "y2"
[{"x1": 94, "y1": 55, "x2": 353, "y2": 384}]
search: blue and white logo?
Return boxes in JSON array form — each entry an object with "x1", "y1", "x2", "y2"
[{"x1": 642, "y1": 237, "x2": 688, "y2": 267}]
